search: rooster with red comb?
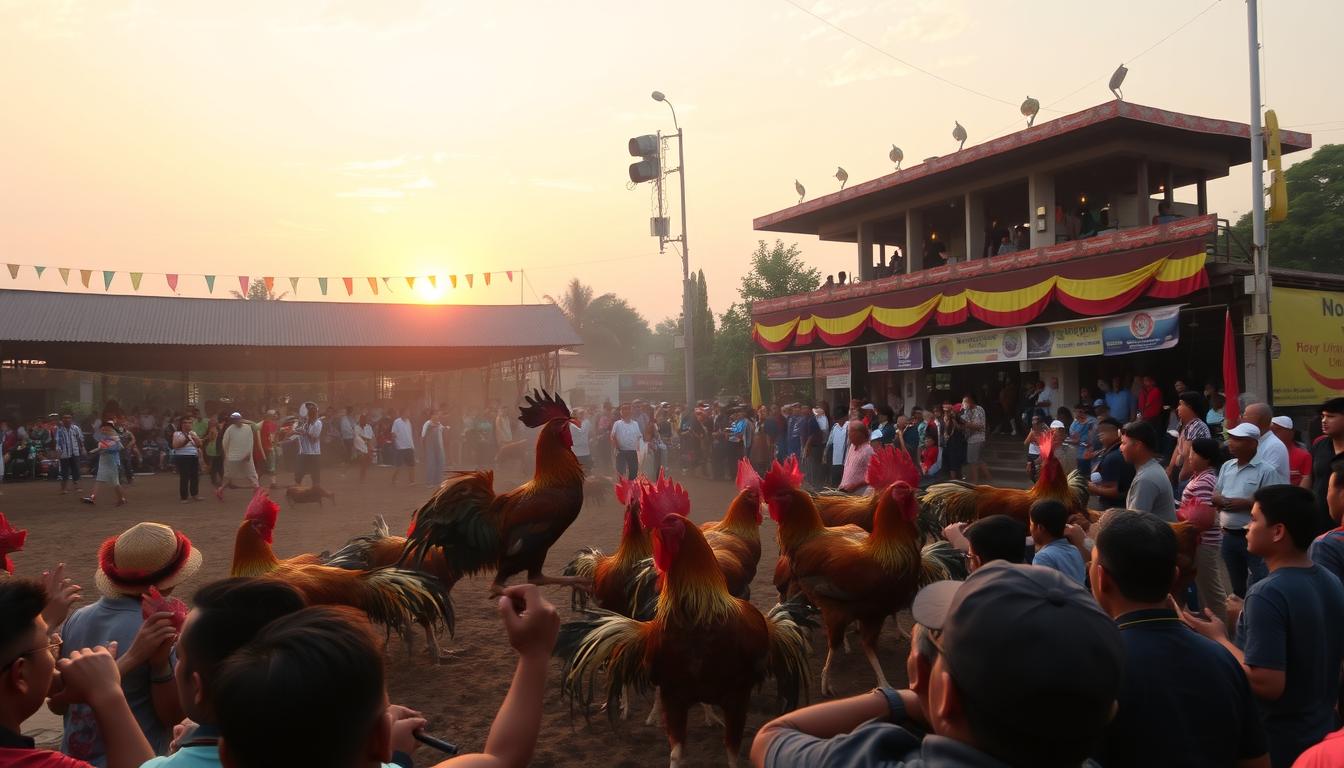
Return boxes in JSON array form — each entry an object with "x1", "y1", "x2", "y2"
[{"x1": 921, "y1": 428, "x2": 1088, "y2": 526}]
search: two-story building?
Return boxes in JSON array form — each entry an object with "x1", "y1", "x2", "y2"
[{"x1": 750, "y1": 100, "x2": 1337, "y2": 425}]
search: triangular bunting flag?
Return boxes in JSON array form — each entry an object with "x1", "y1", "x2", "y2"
[
  {"x1": 167, "y1": 274, "x2": 179, "y2": 292},
  {"x1": 428, "y1": 275, "x2": 437, "y2": 289},
  {"x1": 406, "y1": 276, "x2": 416, "y2": 289},
  {"x1": 238, "y1": 276, "x2": 249, "y2": 295},
  {"x1": 6, "y1": 264, "x2": 18, "y2": 280},
  {"x1": 466, "y1": 274, "x2": 474, "y2": 288},
  {"x1": 382, "y1": 277, "x2": 393, "y2": 292},
  {"x1": 318, "y1": 277, "x2": 328, "y2": 295},
  {"x1": 264, "y1": 277, "x2": 274, "y2": 294},
  {"x1": 80, "y1": 270, "x2": 92, "y2": 288},
  {"x1": 205, "y1": 275, "x2": 216, "y2": 293},
  {"x1": 368, "y1": 277, "x2": 379, "y2": 295},
  {"x1": 289, "y1": 277, "x2": 300, "y2": 295},
  {"x1": 103, "y1": 271, "x2": 115, "y2": 290},
  {"x1": 130, "y1": 272, "x2": 143, "y2": 290},
  {"x1": 449, "y1": 275, "x2": 457, "y2": 288},
  {"x1": 34, "y1": 266, "x2": 46, "y2": 278},
  {"x1": 484, "y1": 272, "x2": 491, "y2": 286},
  {"x1": 343, "y1": 277, "x2": 353, "y2": 296},
  {"x1": 507, "y1": 270, "x2": 514, "y2": 282},
  {"x1": 59, "y1": 268, "x2": 71, "y2": 285}
]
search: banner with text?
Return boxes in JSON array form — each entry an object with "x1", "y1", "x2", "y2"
[
  {"x1": 1100, "y1": 305, "x2": 1181, "y2": 355},
  {"x1": 1271, "y1": 287, "x2": 1344, "y2": 406},
  {"x1": 931, "y1": 328, "x2": 1027, "y2": 368},
  {"x1": 764, "y1": 354, "x2": 814, "y2": 380},
  {"x1": 813, "y1": 349, "x2": 851, "y2": 377},
  {"x1": 866, "y1": 340, "x2": 926, "y2": 372},
  {"x1": 932, "y1": 306, "x2": 1182, "y2": 368}
]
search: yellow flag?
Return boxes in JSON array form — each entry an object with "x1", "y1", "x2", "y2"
[{"x1": 750, "y1": 357, "x2": 763, "y2": 409}]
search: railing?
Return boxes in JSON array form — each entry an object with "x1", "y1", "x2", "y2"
[{"x1": 1205, "y1": 218, "x2": 1253, "y2": 265}]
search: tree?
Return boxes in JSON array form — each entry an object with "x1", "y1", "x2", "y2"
[
  {"x1": 738, "y1": 239, "x2": 823, "y2": 304},
  {"x1": 544, "y1": 278, "x2": 614, "y2": 334},
  {"x1": 1230, "y1": 144, "x2": 1343, "y2": 274},
  {"x1": 231, "y1": 279, "x2": 288, "y2": 301}
]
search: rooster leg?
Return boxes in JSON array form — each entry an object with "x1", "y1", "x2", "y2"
[
  {"x1": 665, "y1": 702, "x2": 688, "y2": 768},
  {"x1": 722, "y1": 692, "x2": 750, "y2": 768},
  {"x1": 424, "y1": 622, "x2": 453, "y2": 662},
  {"x1": 821, "y1": 617, "x2": 846, "y2": 697},
  {"x1": 644, "y1": 688, "x2": 663, "y2": 727},
  {"x1": 702, "y1": 704, "x2": 723, "y2": 727},
  {"x1": 859, "y1": 617, "x2": 891, "y2": 689},
  {"x1": 820, "y1": 647, "x2": 836, "y2": 699}
]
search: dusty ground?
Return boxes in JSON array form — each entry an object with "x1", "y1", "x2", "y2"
[{"x1": 2, "y1": 461, "x2": 914, "y2": 767}]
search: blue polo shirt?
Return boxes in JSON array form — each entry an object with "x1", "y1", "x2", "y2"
[
  {"x1": 1310, "y1": 529, "x2": 1344, "y2": 585},
  {"x1": 1031, "y1": 539, "x2": 1086, "y2": 585},
  {"x1": 1098, "y1": 609, "x2": 1266, "y2": 767},
  {"x1": 1237, "y1": 565, "x2": 1344, "y2": 767}
]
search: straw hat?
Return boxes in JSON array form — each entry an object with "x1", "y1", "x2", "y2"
[{"x1": 95, "y1": 522, "x2": 203, "y2": 598}]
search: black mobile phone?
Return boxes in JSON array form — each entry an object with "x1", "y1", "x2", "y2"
[{"x1": 414, "y1": 730, "x2": 460, "y2": 755}]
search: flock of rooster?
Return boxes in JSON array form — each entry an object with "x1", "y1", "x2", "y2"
[{"x1": 224, "y1": 389, "x2": 1195, "y2": 767}]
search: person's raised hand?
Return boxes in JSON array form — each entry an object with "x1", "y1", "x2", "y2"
[
  {"x1": 56, "y1": 644, "x2": 124, "y2": 708},
  {"x1": 497, "y1": 584, "x2": 559, "y2": 658},
  {"x1": 941, "y1": 522, "x2": 969, "y2": 552},
  {"x1": 387, "y1": 704, "x2": 428, "y2": 757},
  {"x1": 1063, "y1": 523, "x2": 1086, "y2": 548},
  {"x1": 123, "y1": 613, "x2": 177, "y2": 670},
  {"x1": 169, "y1": 718, "x2": 199, "y2": 754},
  {"x1": 1176, "y1": 600, "x2": 1228, "y2": 642},
  {"x1": 40, "y1": 564, "x2": 82, "y2": 630}
]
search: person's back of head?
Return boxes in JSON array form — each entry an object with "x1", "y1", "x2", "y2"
[
  {"x1": 1253, "y1": 485, "x2": 1318, "y2": 552},
  {"x1": 1120, "y1": 421, "x2": 1157, "y2": 455},
  {"x1": 1092, "y1": 509, "x2": 1178, "y2": 608},
  {"x1": 214, "y1": 606, "x2": 386, "y2": 768},
  {"x1": 178, "y1": 578, "x2": 307, "y2": 722},
  {"x1": 0, "y1": 579, "x2": 50, "y2": 720},
  {"x1": 964, "y1": 515, "x2": 1028, "y2": 565},
  {"x1": 1029, "y1": 499, "x2": 1068, "y2": 540}
]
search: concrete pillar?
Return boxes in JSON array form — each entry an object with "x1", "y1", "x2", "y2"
[
  {"x1": 1163, "y1": 166, "x2": 1175, "y2": 205},
  {"x1": 1028, "y1": 172, "x2": 1055, "y2": 248},
  {"x1": 1135, "y1": 160, "x2": 1150, "y2": 228},
  {"x1": 905, "y1": 209, "x2": 924, "y2": 272},
  {"x1": 1196, "y1": 176, "x2": 1208, "y2": 215},
  {"x1": 857, "y1": 222, "x2": 874, "y2": 281},
  {"x1": 965, "y1": 191, "x2": 985, "y2": 260}
]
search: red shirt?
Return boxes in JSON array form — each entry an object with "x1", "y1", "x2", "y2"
[
  {"x1": 1292, "y1": 726, "x2": 1344, "y2": 767},
  {"x1": 920, "y1": 444, "x2": 939, "y2": 474},
  {"x1": 1287, "y1": 444, "x2": 1312, "y2": 487},
  {"x1": 1139, "y1": 386, "x2": 1163, "y2": 420},
  {"x1": 0, "y1": 748, "x2": 95, "y2": 767}
]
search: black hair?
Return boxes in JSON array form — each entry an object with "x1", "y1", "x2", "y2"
[
  {"x1": 1177, "y1": 390, "x2": 1206, "y2": 417},
  {"x1": 1254, "y1": 485, "x2": 1319, "y2": 551},
  {"x1": 964, "y1": 515, "x2": 1028, "y2": 564},
  {"x1": 1094, "y1": 509, "x2": 1178, "y2": 603},
  {"x1": 0, "y1": 579, "x2": 46, "y2": 657},
  {"x1": 179, "y1": 578, "x2": 307, "y2": 699},
  {"x1": 1323, "y1": 397, "x2": 1344, "y2": 415},
  {"x1": 213, "y1": 607, "x2": 385, "y2": 768},
  {"x1": 1029, "y1": 499, "x2": 1069, "y2": 538},
  {"x1": 1120, "y1": 421, "x2": 1158, "y2": 452},
  {"x1": 1096, "y1": 417, "x2": 1122, "y2": 430},
  {"x1": 877, "y1": 405, "x2": 896, "y2": 421},
  {"x1": 1189, "y1": 437, "x2": 1223, "y2": 470}
]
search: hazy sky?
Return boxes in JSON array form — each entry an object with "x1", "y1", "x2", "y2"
[{"x1": 2, "y1": 0, "x2": 1339, "y2": 323}]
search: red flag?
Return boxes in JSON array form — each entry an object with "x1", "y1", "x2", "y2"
[
  {"x1": 506, "y1": 270, "x2": 514, "y2": 282},
  {"x1": 264, "y1": 277, "x2": 275, "y2": 293},
  {"x1": 166, "y1": 274, "x2": 179, "y2": 292},
  {"x1": 343, "y1": 277, "x2": 353, "y2": 296},
  {"x1": 465, "y1": 274, "x2": 474, "y2": 288},
  {"x1": 1222, "y1": 310, "x2": 1241, "y2": 427},
  {"x1": 484, "y1": 272, "x2": 491, "y2": 286},
  {"x1": 238, "y1": 276, "x2": 249, "y2": 295}
]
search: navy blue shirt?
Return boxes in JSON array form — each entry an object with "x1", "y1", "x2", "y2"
[
  {"x1": 1099, "y1": 608, "x2": 1266, "y2": 768},
  {"x1": 1095, "y1": 445, "x2": 1134, "y2": 508},
  {"x1": 1310, "y1": 529, "x2": 1344, "y2": 585},
  {"x1": 786, "y1": 416, "x2": 804, "y2": 458},
  {"x1": 1237, "y1": 564, "x2": 1344, "y2": 767}
]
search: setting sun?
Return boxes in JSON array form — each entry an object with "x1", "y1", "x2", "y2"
[{"x1": 413, "y1": 278, "x2": 445, "y2": 303}]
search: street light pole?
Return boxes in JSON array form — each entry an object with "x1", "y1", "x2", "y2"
[
  {"x1": 1245, "y1": 0, "x2": 1271, "y2": 402},
  {"x1": 653, "y1": 91, "x2": 695, "y2": 405}
]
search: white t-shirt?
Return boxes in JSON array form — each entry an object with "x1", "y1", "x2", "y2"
[
  {"x1": 391, "y1": 418, "x2": 415, "y2": 450},
  {"x1": 352, "y1": 424, "x2": 374, "y2": 454},
  {"x1": 570, "y1": 420, "x2": 591, "y2": 457},
  {"x1": 1256, "y1": 431, "x2": 1291, "y2": 486},
  {"x1": 611, "y1": 419, "x2": 642, "y2": 451}
]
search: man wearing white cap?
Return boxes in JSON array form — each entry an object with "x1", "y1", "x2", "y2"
[
  {"x1": 1269, "y1": 415, "x2": 1312, "y2": 489},
  {"x1": 1242, "y1": 403, "x2": 1290, "y2": 487},
  {"x1": 1214, "y1": 422, "x2": 1274, "y2": 597},
  {"x1": 218, "y1": 412, "x2": 259, "y2": 501}
]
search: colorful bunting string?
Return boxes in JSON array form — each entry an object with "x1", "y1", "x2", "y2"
[
  {"x1": 80, "y1": 270, "x2": 92, "y2": 288},
  {"x1": 342, "y1": 277, "x2": 353, "y2": 296},
  {"x1": 318, "y1": 277, "x2": 329, "y2": 295},
  {"x1": 130, "y1": 272, "x2": 143, "y2": 290},
  {"x1": 59, "y1": 268, "x2": 70, "y2": 285},
  {"x1": 167, "y1": 274, "x2": 179, "y2": 292},
  {"x1": 103, "y1": 271, "x2": 115, "y2": 290},
  {"x1": 205, "y1": 275, "x2": 216, "y2": 293}
]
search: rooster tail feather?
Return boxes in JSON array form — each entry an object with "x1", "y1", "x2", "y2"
[
  {"x1": 556, "y1": 610, "x2": 651, "y2": 724},
  {"x1": 765, "y1": 595, "x2": 815, "y2": 712},
  {"x1": 920, "y1": 481, "x2": 979, "y2": 526},
  {"x1": 628, "y1": 557, "x2": 659, "y2": 620},
  {"x1": 400, "y1": 471, "x2": 499, "y2": 578},
  {"x1": 563, "y1": 547, "x2": 602, "y2": 611},
  {"x1": 919, "y1": 539, "x2": 968, "y2": 585},
  {"x1": 323, "y1": 532, "x2": 383, "y2": 570},
  {"x1": 1066, "y1": 469, "x2": 1089, "y2": 512},
  {"x1": 373, "y1": 515, "x2": 390, "y2": 538},
  {"x1": 358, "y1": 567, "x2": 455, "y2": 638}
]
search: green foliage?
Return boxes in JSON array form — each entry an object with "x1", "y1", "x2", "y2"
[
  {"x1": 1230, "y1": 144, "x2": 1343, "y2": 273},
  {"x1": 738, "y1": 240, "x2": 823, "y2": 303},
  {"x1": 547, "y1": 278, "x2": 652, "y2": 370},
  {"x1": 231, "y1": 279, "x2": 288, "y2": 301},
  {"x1": 711, "y1": 304, "x2": 754, "y2": 397}
]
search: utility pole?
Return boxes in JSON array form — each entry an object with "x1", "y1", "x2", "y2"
[
  {"x1": 1245, "y1": 0, "x2": 1271, "y2": 403},
  {"x1": 669, "y1": 122, "x2": 694, "y2": 407}
]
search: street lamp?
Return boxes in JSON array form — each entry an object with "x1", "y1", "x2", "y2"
[{"x1": 650, "y1": 90, "x2": 694, "y2": 406}]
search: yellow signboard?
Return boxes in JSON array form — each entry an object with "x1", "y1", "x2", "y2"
[{"x1": 1271, "y1": 287, "x2": 1344, "y2": 406}]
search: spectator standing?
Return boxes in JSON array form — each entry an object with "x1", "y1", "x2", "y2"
[
  {"x1": 218, "y1": 413, "x2": 259, "y2": 500},
  {"x1": 1310, "y1": 398, "x2": 1344, "y2": 536},
  {"x1": 1120, "y1": 421, "x2": 1175, "y2": 521},
  {"x1": 749, "y1": 406, "x2": 776, "y2": 475},
  {"x1": 420, "y1": 411, "x2": 446, "y2": 487},
  {"x1": 823, "y1": 415, "x2": 848, "y2": 488},
  {"x1": 1180, "y1": 438, "x2": 1231, "y2": 625},
  {"x1": 1035, "y1": 377, "x2": 1058, "y2": 419},
  {"x1": 1103, "y1": 376, "x2": 1135, "y2": 423},
  {"x1": 1269, "y1": 416, "x2": 1312, "y2": 489},
  {"x1": 388, "y1": 410, "x2": 416, "y2": 486},
  {"x1": 1089, "y1": 509, "x2": 1267, "y2": 768},
  {"x1": 55, "y1": 412, "x2": 85, "y2": 495},
  {"x1": 259, "y1": 410, "x2": 279, "y2": 486},
  {"x1": 1207, "y1": 393, "x2": 1227, "y2": 439},
  {"x1": 1139, "y1": 375, "x2": 1164, "y2": 436},
  {"x1": 1086, "y1": 418, "x2": 1133, "y2": 510},
  {"x1": 871, "y1": 406, "x2": 896, "y2": 448},
  {"x1": 338, "y1": 407, "x2": 356, "y2": 462},
  {"x1": 1243, "y1": 403, "x2": 1290, "y2": 486},
  {"x1": 838, "y1": 421, "x2": 874, "y2": 494},
  {"x1": 568, "y1": 408, "x2": 592, "y2": 474},
  {"x1": 959, "y1": 395, "x2": 988, "y2": 483},
  {"x1": 1183, "y1": 485, "x2": 1344, "y2": 768},
  {"x1": 1068, "y1": 405, "x2": 1097, "y2": 475},
  {"x1": 1215, "y1": 423, "x2": 1275, "y2": 597},
  {"x1": 81, "y1": 424, "x2": 126, "y2": 508},
  {"x1": 941, "y1": 408, "x2": 966, "y2": 481},
  {"x1": 351, "y1": 413, "x2": 374, "y2": 484},
  {"x1": 1310, "y1": 466, "x2": 1344, "y2": 584},
  {"x1": 170, "y1": 417, "x2": 202, "y2": 503},
  {"x1": 290, "y1": 402, "x2": 323, "y2": 488},
  {"x1": 1167, "y1": 391, "x2": 1211, "y2": 486},
  {"x1": 610, "y1": 404, "x2": 641, "y2": 481},
  {"x1": 785, "y1": 405, "x2": 804, "y2": 460}
]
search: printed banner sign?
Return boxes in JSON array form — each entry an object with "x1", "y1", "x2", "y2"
[
  {"x1": 930, "y1": 328, "x2": 1026, "y2": 368},
  {"x1": 813, "y1": 349, "x2": 851, "y2": 377},
  {"x1": 764, "y1": 354, "x2": 814, "y2": 380},
  {"x1": 1100, "y1": 305, "x2": 1181, "y2": 355},
  {"x1": 931, "y1": 306, "x2": 1181, "y2": 367},
  {"x1": 825, "y1": 373, "x2": 851, "y2": 390},
  {"x1": 1271, "y1": 287, "x2": 1344, "y2": 405},
  {"x1": 1026, "y1": 319, "x2": 1103, "y2": 360},
  {"x1": 866, "y1": 340, "x2": 925, "y2": 372}
]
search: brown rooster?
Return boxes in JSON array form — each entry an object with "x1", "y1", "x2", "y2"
[
  {"x1": 400, "y1": 389, "x2": 588, "y2": 597},
  {"x1": 230, "y1": 488, "x2": 452, "y2": 643},
  {"x1": 764, "y1": 451, "x2": 961, "y2": 697},
  {"x1": 558, "y1": 474, "x2": 812, "y2": 767},
  {"x1": 563, "y1": 476, "x2": 651, "y2": 615},
  {"x1": 921, "y1": 429, "x2": 1088, "y2": 526}
]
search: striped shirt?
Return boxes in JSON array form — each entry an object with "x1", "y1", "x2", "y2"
[
  {"x1": 1181, "y1": 468, "x2": 1221, "y2": 546},
  {"x1": 295, "y1": 419, "x2": 323, "y2": 455},
  {"x1": 55, "y1": 425, "x2": 84, "y2": 459}
]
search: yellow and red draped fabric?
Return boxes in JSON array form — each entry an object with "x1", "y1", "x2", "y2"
[{"x1": 753, "y1": 243, "x2": 1207, "y2": 352}]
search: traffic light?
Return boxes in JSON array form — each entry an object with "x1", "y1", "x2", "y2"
[
  {"x1": 1264, "y1": 110, "x2": 1287, "y2": 222},
  {"x1": 628, "y1": 134, "x2": 660, "y2": 184}
]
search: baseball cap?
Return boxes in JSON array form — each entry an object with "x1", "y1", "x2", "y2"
[
  {"x1": 913, "y1": 563, "x2": 1123, "y2": 756},
  {"x1": 1270, "y1": 415, "x2": 1294, "y2": 430},
  {"x1": 1093, "y1": 398, "x2": 1106, "y2": 408},
  {"x1": 229, "y1": 412, "x2": 242, "y2": 421},
  {"x1": 1049, "y1": 420, "x2": 1066, "y2": 429},
  {"x1": 1227, "y1": 422, "x2": 1261, "y2": 439},
  {"x1": 861, "y1": 403, "x2": 876, "y2": 411}
]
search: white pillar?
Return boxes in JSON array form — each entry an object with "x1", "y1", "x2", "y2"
[
  {"x1": 905, "y1": 210, "x2": 924, "y2": 272},
  {"x1": 1028, "y1": 172, "x2": 1055, "y2": 248}
]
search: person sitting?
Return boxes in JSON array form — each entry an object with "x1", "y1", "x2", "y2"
[
  {"x1": 0, "y1": 578, "x2": 155, "y2": 768},
  {"x1": 213, "y1": 584, "x2": 559, "y2": 768},
  {"x1": 1153, "y1": 200, "x2": 1183, "y2": 225},
  {"x1": 1028, "y1": 499, "x2": 1087, "y2": 585},
  {"x1": 1089, "y1": 509, "x2": 1268, "y2": 768},
  {"x1": 918, "y1": 434, "x2": 940, "y2": 479},
  {"x1": 942, "y1": 514, "x2": 1028, "y2": 572},
  {"x1": 751, "y1": 562, "x2": 1123, "y2": 767}
]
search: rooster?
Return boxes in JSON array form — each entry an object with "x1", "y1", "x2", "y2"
[
  {"x1": 563, "y1": 476, "x2": 651, "y2": 615},
  {"x1": 764, "y1": 451, "x2": 961, "y2": 697},
  {"x1": 285, "y1": 484, "x2": 335, "y2": 507},
  {"x1": 922, "y1": 429, "x2": 1087, "y2": 526},
  {"x1": 0, "y1": 513, "x2": 28, "y2": 574},
  {"x1": 401, "y1": 389, "x2": 588, "y2": 597},
  {"x1": 558, "y1": 474, "x2": 812, "y2": 768},
  {"x1": 230, "y1": 488, "x2": 452, "y2": 643}
]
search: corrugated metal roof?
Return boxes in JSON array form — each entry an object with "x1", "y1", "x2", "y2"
[{"x1": 0, "y1": 290, "x2": 582, "y2": 349}]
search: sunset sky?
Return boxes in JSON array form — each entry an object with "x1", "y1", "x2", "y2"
[{"x1": 2, "y1": 0, "x2": 1339, "y2": 324}]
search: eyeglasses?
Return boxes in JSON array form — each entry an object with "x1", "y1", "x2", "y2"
[{"x1": 1, "y1": 632, "x2": 61, "y2": 671}]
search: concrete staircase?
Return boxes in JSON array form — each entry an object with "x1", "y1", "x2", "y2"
[{"x1": 951, "y1": 433, "x2": 1033, "y2": 490}]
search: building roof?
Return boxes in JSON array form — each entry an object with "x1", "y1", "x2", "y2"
[{"x1": 754, "y1": 100, "x2": 1312, "y2": 236}]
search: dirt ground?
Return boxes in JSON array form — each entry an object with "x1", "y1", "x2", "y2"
[{"x1": 2, "y1": 460, "x2": 913, "y2": 767}]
